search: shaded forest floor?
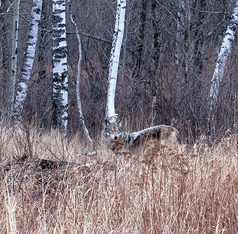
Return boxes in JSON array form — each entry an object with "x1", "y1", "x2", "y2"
[{"x1": 0, "y1": 123, "x2": 238, "y2": 233}]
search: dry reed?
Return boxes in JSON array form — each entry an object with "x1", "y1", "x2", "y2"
[{"x1": 0, "y1": 124, "x2": 238, "y2": 233}]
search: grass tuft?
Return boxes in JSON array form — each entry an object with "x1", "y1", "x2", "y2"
[{"x1": 0, "y1": 124, "x2": 238, "y2": 233}]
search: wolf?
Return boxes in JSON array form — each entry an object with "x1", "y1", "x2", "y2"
[{"x1": 104, "y1": 119, "x2": 179, "y2": 153}]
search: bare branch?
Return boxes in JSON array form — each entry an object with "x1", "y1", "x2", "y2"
[
  {"x1": 67, "y1": 31, "x2": 111, "y2": 44},
  {"x1": 0, "y1": 0, "x2": 18, "y2": 16}
]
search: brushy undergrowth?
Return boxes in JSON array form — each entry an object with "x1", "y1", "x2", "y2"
[{"x1": 0, "y1": 123, "x2": 238, "y2": 233}]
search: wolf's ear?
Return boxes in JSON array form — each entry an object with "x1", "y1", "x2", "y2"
[
  {"x1": 105, "y1": 119, "x2": 110, "y2": 126},
  {"x1": 117, "y1": 119, "x2": 122, "y2": 126}
]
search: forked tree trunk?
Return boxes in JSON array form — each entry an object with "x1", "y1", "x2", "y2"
[
  {"x1": 52, "y1": 0, "x2": 68, "y2": 135},
  {"x1": 106, "y1": 0, "x2": 127, "y2": 123},
  {"x1": 14, "y1": 0, "x2": 43, "y2": 122}
]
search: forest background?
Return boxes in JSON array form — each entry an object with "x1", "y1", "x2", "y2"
[
  {"x1": 1, "y1": 1, "x2": 238, "y2": 233},
  {"x1": 1, "y1": 0, "x2": 238, "y2": 143}
]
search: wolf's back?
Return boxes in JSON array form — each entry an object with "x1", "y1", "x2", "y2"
[{"x1": 128, "y1": 125, "x2": 179, "y2": 151}]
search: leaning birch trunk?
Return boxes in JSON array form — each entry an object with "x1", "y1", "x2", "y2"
[
  {"x1": 208, "y1": 1, "x2": 238, "y2": 133},
  {"x1": 52, "y1": 0, "x2": 68, "y2": 136},
  {"x1": 106, "y1": 0, "x2": 126, "y2": 123},
  {"x1": 69, "y1": 0, "x2": 94, "y2": 151},
  {"x1": 7, "y1": 0, "x2": 20, "y2": 117},
  {"x1": 14, "y1": 0, "x2": 42, "y2": 122}
]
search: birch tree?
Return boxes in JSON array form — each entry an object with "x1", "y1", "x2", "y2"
[
  {"x1": 106, "y1": 0, "x2": 127, "y2": 123},
  {"x1": 208, "y1": 1, "x2": 238, "y2": 131},
  {"x1": 52, "y1": 0, "x2": 68, "y2": 134},
  {"x1": 14, "y1": 0, "x2": 43, "y2": 122},
  {"x1": 7, "y1": 0, "x2": 20, "y2": 117},
  {"x1": 68, "y1": 0, "x2": 93, "y2": 148}
]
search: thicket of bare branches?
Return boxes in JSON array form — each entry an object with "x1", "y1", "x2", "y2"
[{"x1": 1, "y1": 0, "x2": 238, "y2": 141}]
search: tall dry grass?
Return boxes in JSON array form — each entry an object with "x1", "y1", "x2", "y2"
[{"x1": 0, "y1": 123, "x2": 238, "y2": 233}]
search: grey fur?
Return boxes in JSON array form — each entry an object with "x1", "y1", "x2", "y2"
[{"x1": 104, "y1": 120, "x2": 179, "y2": 153}]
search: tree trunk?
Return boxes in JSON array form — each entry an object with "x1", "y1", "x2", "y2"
[
  {"x1": 106, "y1": 0, "x2": 127, "y2": 123},
  {"x1": 0, "y1": 1, "x2": 10, "y2": 116},
  {"x1": 151, "y1": 0, "x2": 162, "y2": 102},
  {"x1": 69, "y1": 0, "x2": 94, "y2": 149},
  {"x1": 175, "y1": 0, "x2": 185, "y2": 105},
  {"x1": 7, "y1": 0, "x2": 20, "y2": 118},
  {"x1": 14, "y1": 0, "x2": 43, "y2": 122},
  {"x1": 130, "y1": 0, "x2": 147, "y2": 110},
  {"x1": 52, "y1": 0, "x2": 68, "y2": 135},
  {"x1": 183, "y1": 0, "x2": 191, "y2": 84},
  {"x1": 208, "y1": 1, "x2": 238, "y2": 134},
  {"x1": 38, "y1": 0, "x2": 48, "y2": 81},
  {"x1": 191, "y1": 0, "x2": 206, "y2": 138}
]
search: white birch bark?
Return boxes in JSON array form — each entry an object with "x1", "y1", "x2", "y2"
[
  {"x1": 69, "y1": 0, "x2": 93, "y2": 147},
  {"x1": 106, "y1": 0, "x2": 127, "y2": 123},
  {"x1": 14, "y1": 0, "x2": 42, "y2": 121},
  {"x1": 52, "y1": 0, "x2": 68, "y2": 133},
  {"x1": 209, "y1": 1, "x2": 238, "y2": 120},
  {"x1": 8, "y1": 0, "x2": 20, "y2": 116}
]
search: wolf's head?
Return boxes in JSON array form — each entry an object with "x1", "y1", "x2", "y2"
[{"x1": 104, "y1": 119, "x2": 123, "y2": 141}]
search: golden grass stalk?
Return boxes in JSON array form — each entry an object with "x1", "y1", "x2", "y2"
[{"x1": 0, "y1": 123, "x2": 237, "y2": 233}]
